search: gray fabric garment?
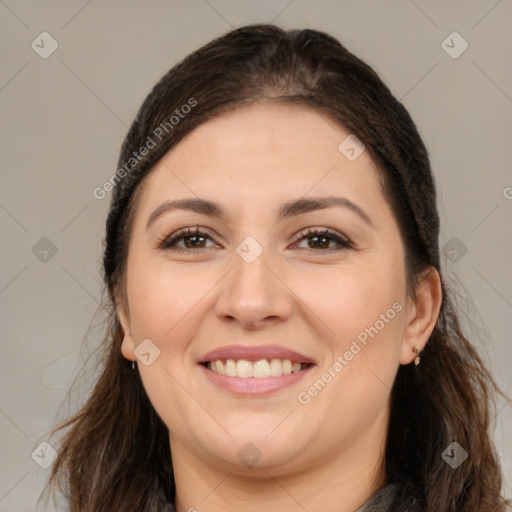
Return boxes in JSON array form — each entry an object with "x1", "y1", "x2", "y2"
[
  {"x1": 354, "y1": 482, "x2": 421, "y2": 512},
  {"x1": 160, "y1": 481, "x2": 421, "y2": 511}
]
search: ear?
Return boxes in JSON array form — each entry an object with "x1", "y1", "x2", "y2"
[
  {"x1": 115, "y1": 290, "x2": 136, "y2": 363},
  {"x1": 400, "y1": 266, "x2": 442, "y2": 365}
]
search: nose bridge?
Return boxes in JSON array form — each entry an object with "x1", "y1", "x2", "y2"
[
  {"x1": 216, "y1": 236, "x2": 292, "y2": 326},
  {"x1": 233, "y1": 242, "x2": 272, "y2": 293}
]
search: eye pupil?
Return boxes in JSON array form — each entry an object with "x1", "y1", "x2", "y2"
[
  {"x1": 184, "y1": 235, "x2": 206, "y2": 248},
  {"x1": 309, "y1": 235, "x2": 330, "y2": 249}
]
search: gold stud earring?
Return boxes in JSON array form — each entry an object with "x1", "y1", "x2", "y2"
[
  {"x1": 413, "y1": 346, "x2": 421, "y2": 366},
  {"x1": 132, "y1": 361, "x2": 136, "y2": 370}
]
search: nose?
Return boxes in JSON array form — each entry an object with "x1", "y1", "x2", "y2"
[{"x1": 215, "y1": 245, "x2": 293, "y2": 330}]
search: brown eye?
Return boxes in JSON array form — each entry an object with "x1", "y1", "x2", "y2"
[
  {"x1": 294, "y1": 228, "x2": 352, "y2": 251},
  {"x1": 159, "y1": 227, "x2": 215, "y2": 250}
]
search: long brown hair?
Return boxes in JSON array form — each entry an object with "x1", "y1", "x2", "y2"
[{"x1": 41, "y1": 24, "x2": 508, "y2": 511}]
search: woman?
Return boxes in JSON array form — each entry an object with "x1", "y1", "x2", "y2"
[{"x1": 42, "y1": 24, "x2": 508, "y2": 512}]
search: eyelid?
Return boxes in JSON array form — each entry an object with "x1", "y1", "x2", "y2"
[
  {"x1": 158, "y1": 225, "x2": 353, "y2": 252},
  {"x1": 291, "y1": 226, "x2": 353, "y2": 250},
  {"x1": 157, "y1": 226, "x2": 218, "y2": 250},
  {"x1": 292, "y1": 227, "x2": 350, "y2": 243}
]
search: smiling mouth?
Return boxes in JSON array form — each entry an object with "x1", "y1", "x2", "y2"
[{"x1": 201, "y1": 358, "x2": 314, "y2": 378}]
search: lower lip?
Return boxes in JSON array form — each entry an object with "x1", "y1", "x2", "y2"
[{"x1": 199, "y1": 364, "x2": 314, "y2": 396}]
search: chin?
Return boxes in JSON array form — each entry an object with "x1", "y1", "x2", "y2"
[{"x1": 204, "y1": 423, "x2": 311, "y2": 471}]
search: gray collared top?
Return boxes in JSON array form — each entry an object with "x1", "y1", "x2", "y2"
[{"x1": 160, "y1": 481, "x2": 421, "y2": 512}]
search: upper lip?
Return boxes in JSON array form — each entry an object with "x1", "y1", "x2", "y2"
[{"x1": 198, "y1": 345, "x2": 316, "y2": 364}]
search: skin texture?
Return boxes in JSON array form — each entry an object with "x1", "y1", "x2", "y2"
[{"x1": 117, "y1": 103, "x2": 442, "y2": 512}]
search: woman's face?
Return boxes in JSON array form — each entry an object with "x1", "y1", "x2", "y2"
[{"x1": 118, "y1": 102, "x2": 420, "y2": 476}]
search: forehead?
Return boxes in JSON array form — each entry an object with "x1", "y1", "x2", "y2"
[{"x1": 133, "y1": 102, "x2": 386, "y2": 221}]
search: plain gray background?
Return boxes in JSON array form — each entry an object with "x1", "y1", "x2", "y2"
[{"x1": 1, "y1": 1, "x2": 511, "y2": 510}]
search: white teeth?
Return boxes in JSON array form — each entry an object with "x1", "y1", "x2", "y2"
[
  {"x1": 269, "y1": 358, "x2": 283, "y2": 377},
  {"x1": 206, "y1": 358, "x2": 309, "y2": 377},
  {"x1": 225, "y1": 359, "x2": 237, "y2": 377},
  {"x1": 253, "y1": 359, "x2": 270, "y2": 378},
  {"x1": 215, "y1": 360, "x2": 225, "y2": 375},
  {"x1": 236, "y1": 359, "x2": 253, "y2": 378}
]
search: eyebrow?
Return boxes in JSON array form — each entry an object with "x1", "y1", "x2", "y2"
[{"x1": 146, "y1": 196, "x2": 374, "y2": 230}]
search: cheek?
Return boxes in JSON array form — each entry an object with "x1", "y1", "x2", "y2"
[
  {"x1": 296, "y1": 266, "x2": 406, "y2": 439},
  {"x1": 295, "y1": 259, "x2": 407, "y2": 412},
  {"x1": 292, "y1": 261, "x2": 404, "y2": 345},
  {"x1": 126, "y1": 258, "x2": 211, "y2": 337}
]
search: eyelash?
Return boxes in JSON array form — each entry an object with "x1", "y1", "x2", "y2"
[{"x1": 157, "y1": 226, "x2": 353, "y2": 253}]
